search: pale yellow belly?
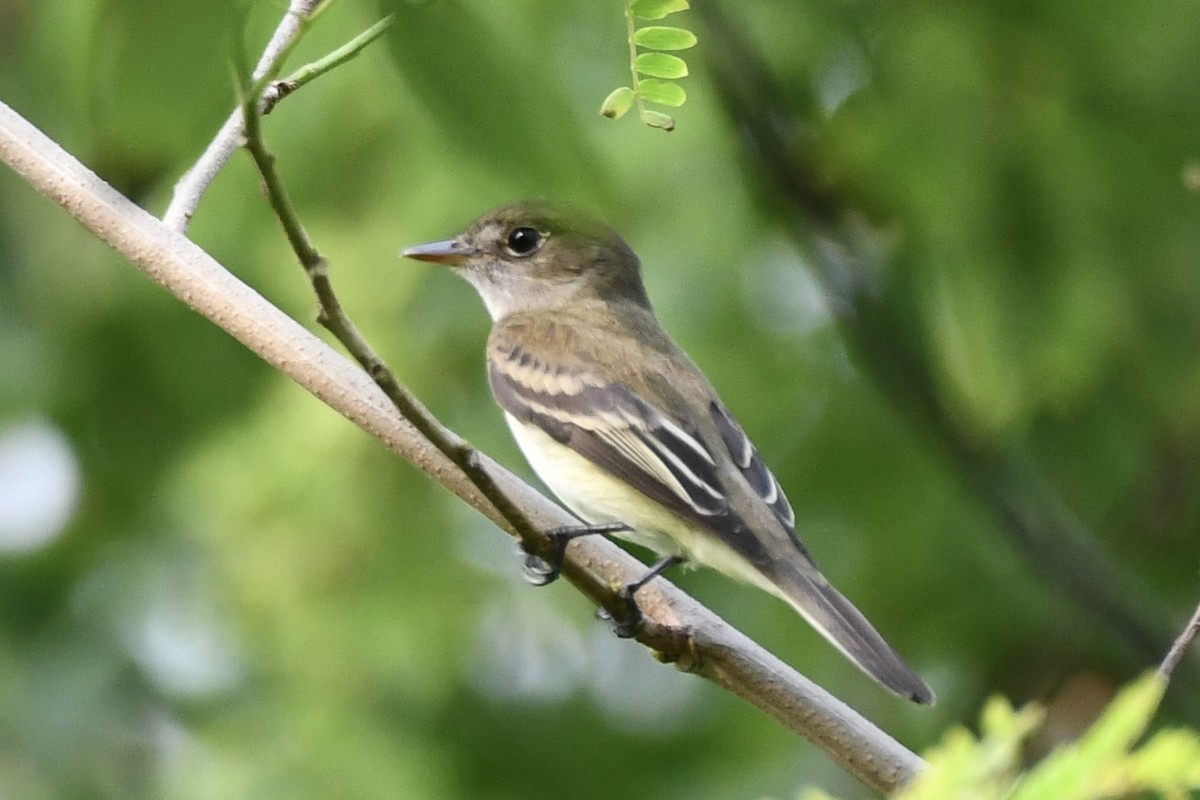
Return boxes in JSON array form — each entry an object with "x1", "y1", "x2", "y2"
[{"x1": 503, "y1": 413, "x2": 778, "y2": 595}]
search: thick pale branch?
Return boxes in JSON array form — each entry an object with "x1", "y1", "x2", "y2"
[{"x1": 0, "y1": 100, "x2": 925, "y2": 795}]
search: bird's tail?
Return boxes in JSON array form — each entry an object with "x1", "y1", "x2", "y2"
[{"x1": 769, "y1": 564, "x2": 934, "y2": 704}]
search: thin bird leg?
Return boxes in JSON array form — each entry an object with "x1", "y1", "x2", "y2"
[
  {"x1": 603, "y1": 555, "x2": 686, "y2": 638},
  {"x1": 521, "y1": 521, "x2": 632, "y2": 586},
  {"x1": 624, "y1": 554, "x2": 685, "y2": 597}
]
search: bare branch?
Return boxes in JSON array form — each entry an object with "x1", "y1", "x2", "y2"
[
  {"x1": 1159, "y1": 599, "x2": 1200, "y2": 681},
  {"x1": 165, "y1": 6, "x2": 390, "y2": 229},
  {"x1": 232, "y1": 41, "x2": 573, "y2": 615},
  {"x1": 1, "y1": 99, "x2": 927, "y2": 795},
  {"x1": 162, "y1": 0, "x2": 321, "y2": 232}
]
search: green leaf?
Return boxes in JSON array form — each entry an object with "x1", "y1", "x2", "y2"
[
  {"x1": 1009, "y1": 673, "x2": 1167, "y2": 800},
  {"x1": 599, "y1": 86, "x2": 636, "y2": 119},
  {"x1": 633, "y1": 25, "x2": 697, "y2": 50},
  {"x1": 638, "y1": 78, "x2": 686, "y2": 107},
  {"x1": 889, "y1": 675, "x2": 1197, "y2": 800},
  {"x1": 1115, "y1": 729, "x2": 1200, "y2": 791},
  {"x1": 1074, "y1": 673, "x2": 1165, "y2": 762},
  {"x1": 638, "y1": 108, "x2": 675, "y2": 131},
  {"x1": 629, "y1": 0, "x2": 690, "y2": 20},
  {"x1": 894, "y1": 697, "x2": 1043, "y2": 800},
  {"x1": 635, "y1": 52, "x2": 688, "y2": 79}
]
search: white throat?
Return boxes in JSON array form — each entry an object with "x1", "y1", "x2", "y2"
[{"x1": 462, "y1": 270, "x2": 577, "y2": 321}]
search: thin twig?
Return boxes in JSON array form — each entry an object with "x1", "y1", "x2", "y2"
[
  {"x1": 1159, "y1": 600, "x2": 1200, "y2": 681},
  {"x1": 163, "y1": 0, "x2": 323, "y2": 232},
  {"x1": 1, "y1": 98, "x2": 927, "y2": 794},
  {"x1": 263, "y1": 16, "x2": 394, "y2": 115},
  {"x1": 234, "y1": 30, "x2": 580, "y2": 606}
]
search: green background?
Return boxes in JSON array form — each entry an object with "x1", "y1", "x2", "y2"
[{"x1": 1, "y1": 0, "x2": 1198, "y2": 797}]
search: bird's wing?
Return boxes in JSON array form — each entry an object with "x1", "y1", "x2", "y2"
[
  {"x1": 707, "y1": 400, "x2": 804, "y2": 548},
  {"x1": 489, "y1": 343, "x2": 725, "y2": 520},
  {"x1": 488, "y1": 341, "x2": 794, "y2": 566},
  {"x1": 489, "y1": 339, "x2": 934, "y2": 704}
]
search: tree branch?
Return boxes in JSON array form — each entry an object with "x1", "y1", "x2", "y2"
[
  {"x1": 162, "y1": 0, "x2": 322, "y2": 231},
  {"x1": 234, "y1": 47, "x2": 567, "y2": 598},
  {"x1": 1160, "y1": 599, "x2": 1200, "y2": 682},
  {"x1": 0, "y1": 98, "x2": 925, "y2": 796},
  {"x1": 261, "y1": 15, "x2": 394, "y2": 115}
]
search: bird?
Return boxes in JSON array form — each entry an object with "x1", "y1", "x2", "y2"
[{"x1": 402, "y1": 200, "x2": 933, "y2": 704}]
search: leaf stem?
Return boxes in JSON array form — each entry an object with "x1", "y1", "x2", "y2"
[
  {"x1": 624, "y1": 0, "x2": 645, "y2": 120},
  {"x1": 264, "y1": 15, "x2": 394, "y2": 115}
]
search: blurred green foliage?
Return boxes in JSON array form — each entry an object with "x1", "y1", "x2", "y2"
[
  {"x1": 809, "y1": 673, "x2": 1200, "y2": 800},
  {"x1": 1, "y1": 0, "x2": 1198, "y2": 798}
]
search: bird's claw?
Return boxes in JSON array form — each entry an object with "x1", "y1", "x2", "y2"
[
  {"x1": 517, "y1": 522, "x2": 632, "y2": 587},
  {"x1": 517, "y1": 526, "x2": 577, "y2": 586},
  {"x1": 521, "y1": 548, "x2": 562, "y2": 586},
  {"x1": 597, "y1": 583, "x2": 643, "y2": 638}
]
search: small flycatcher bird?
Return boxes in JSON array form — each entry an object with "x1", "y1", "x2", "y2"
[{"x1": 403, "y1": 201, "x2": 933, "y2": 704}]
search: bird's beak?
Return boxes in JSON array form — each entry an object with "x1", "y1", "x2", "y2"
[{"x1": 401, "y1": 238, "x2": 473, "y2": 266}]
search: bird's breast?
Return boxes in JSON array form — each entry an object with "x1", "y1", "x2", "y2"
[
  {"x1": 503, "y1": 413, "x2": 686, "y2": 554},
  {"x1": 502, "y1": 413, "x2": 780, "y2": 596}
]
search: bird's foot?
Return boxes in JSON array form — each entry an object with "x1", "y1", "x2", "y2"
[
  {"x1": 519, "y1": 522, "x2": 631, "y2": 586},
  {"x1": 597, "y1": 585, "x2": 643, "y2": 638},
  {"x1": 596, "y1": 555, "x2": 685, "y2": 639}
]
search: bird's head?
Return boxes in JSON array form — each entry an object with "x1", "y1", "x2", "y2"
[{"x1": 402, "y1": 201, "x2": 649, "y2": 320}]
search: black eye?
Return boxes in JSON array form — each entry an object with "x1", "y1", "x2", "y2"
[{"x1": 505, "y1": 226, "x2": 542, "y2": 256}]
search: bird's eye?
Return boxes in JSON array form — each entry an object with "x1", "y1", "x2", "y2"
[{"x1": 505, "y1": 226, "x2": 542, "y2": 256}]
